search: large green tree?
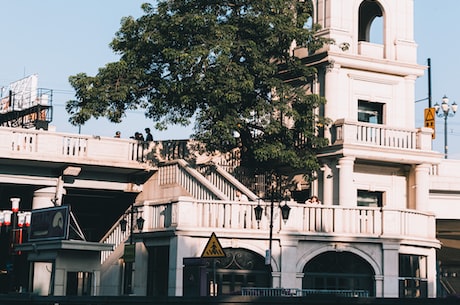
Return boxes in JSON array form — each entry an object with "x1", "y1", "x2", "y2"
[{"x1": 66, "y1": 0, "x2": 331, "y2": 187}]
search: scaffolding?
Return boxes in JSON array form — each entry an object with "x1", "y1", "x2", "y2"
[{"x1": 0, "y1": 76, "x2": 53, "y2": 130}]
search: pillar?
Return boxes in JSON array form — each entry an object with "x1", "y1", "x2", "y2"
[
  {"x1": 414, "y1": 164, "x2": 430, "y2": 212},
  {"x1": 427, "y1": 247, "x2": 437, "y2": 298},
  {"x1": 338, "y1": 156, "x2": 356, "y2": 206},
  {"x1": 32, "y1": 187, "x2": 65, "y2": 209},
  {"x1": 133, "y1": 241, "x2": 148, "y2": 295},
  {"x1": 382, "y1": 243, "x2": 399, "y2": 297},
  {"x1": 279, "y1": 239, "x2": 298, "y2": 288}
]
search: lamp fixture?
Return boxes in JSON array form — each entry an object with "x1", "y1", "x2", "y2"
[{"x1": 434, "y1": 95, "x2": 457, "y2": 159}]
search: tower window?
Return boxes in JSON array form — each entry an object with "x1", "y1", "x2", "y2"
[
  {"x1": 358, "y1": 0, "x2": 383, "y2": 43},
  {"x1": 358, "y1": 100, "x2": 384, "y2": 124}
]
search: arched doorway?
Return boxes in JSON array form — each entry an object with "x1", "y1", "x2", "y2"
[
  {"x1": 210, "y1": 248, "x2": 271, "y2": 295},
  {"x1": 302, "y1": 251, "x2": 375, "y2": 296}
]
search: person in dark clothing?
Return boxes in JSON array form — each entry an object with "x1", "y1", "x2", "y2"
[
  {"x1": 145, "y1": 128, "x2": 153, "y2": 141},
  {"x1": 134, "y1": 132, "x2": 144, "y2": 141}
]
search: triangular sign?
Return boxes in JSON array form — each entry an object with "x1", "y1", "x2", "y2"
[
  {"x1": 424, "y1": 107, "x2": 435, "y2": 122},
  {"x1": 201, "y1": 232, "x2": 226, "y2": 258}
]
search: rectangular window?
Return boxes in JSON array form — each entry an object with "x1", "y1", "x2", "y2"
[
  {"x1": 66, "y1": 271, "x2": 92, "y2": 296},
  {"x1": 357, "y1": 190, "x2": 383, "y2": 207},
  {"x1": 358, "y1": 100, "x2": 384, "y2": 124},
  {"x1": 399, "y1": 254, "x2": 428, "y2": 298}
]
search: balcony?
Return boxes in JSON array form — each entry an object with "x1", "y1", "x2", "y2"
[
  {"x1": 328, "y1": 119, "x2": 439, "y2": 163},
  {"x1": 358, "y1": 41, "x2": 384, "y2": 59}
]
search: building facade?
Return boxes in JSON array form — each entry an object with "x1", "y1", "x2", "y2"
[
  {"x1": 98, "y1": 0, "x2": 444, "y2": 298},
  {"x1": 1, "y1": 0, "x2": 460, "y2": 299}
]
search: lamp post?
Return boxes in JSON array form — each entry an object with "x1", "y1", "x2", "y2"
[
  {"x1": 0, "y1": 198, "x2": 31, "y2": 292},
  {"x1": 119, "y1": 203, "x2": 144, "y2": 295},
  {"x1": 254, "y1": 187, "x2": 291, "y2": 267},
  {"x1": 434, "y1": 95, "x2": 457, "y2": 159}
]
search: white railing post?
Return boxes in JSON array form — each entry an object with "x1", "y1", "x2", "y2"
[{"x1": 417, "y1": 127, "x2": 434, "y2": 150}]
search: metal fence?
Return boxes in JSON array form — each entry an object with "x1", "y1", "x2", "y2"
[{"x1": 241, "y1": 287, "x2": 369, "y2": 297}]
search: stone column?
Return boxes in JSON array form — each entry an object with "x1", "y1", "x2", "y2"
[
  {"x1": 382, "y1": 243, "x2": 399, "y2": 297},
  {"x1": 133, "y1": 241, "x2": 148, "y2": 295},
  {"x1": 279, "y1": 239, "x2": 298, "y2": 288},
  {"x1": 32, "y1": 186, "x2": 65, "y2": 209},
  {"x1": 427, "y1": 247, "x2": 438, "y2": 298},
  {"x1": 338, "y1": 156, "x2": 356, "y2": 206},
  {"x1": 414, "y1": 164, "x2": 430, "y2": 212},
  {"x1": 374, "y1": 275, "x2": 384, "y2": 297}
]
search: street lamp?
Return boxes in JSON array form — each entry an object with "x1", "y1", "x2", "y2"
[
  {"x1": 119, "y1": 203, "x2": 144, "y2": 295},
  {"x1": 434, "y1": 95, "x2": 457, "y2": 159},
  {"x1": 0, "y1": 198, "x2": 31, "y2": 292},
  {"x1": 254, "y1": 187, "x2": 291, "y2": 266}
]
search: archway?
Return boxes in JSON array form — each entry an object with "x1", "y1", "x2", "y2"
[
  {"x1": 302, "y1": 251, "x2": 375, "y2": 296},
  {"x1": 210, "y1": 248, "x2": 271, "y2": 295}
]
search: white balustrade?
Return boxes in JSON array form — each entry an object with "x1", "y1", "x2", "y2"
[
  {"x1": 333, "y1": 120, "x2": 427, "y2": 151},
  {"x1": 0, "y1": 126, "x2": 146, "y2": 165},
  {"x1": 99, "y1": 198, "x2": 436, "y2": 264}
]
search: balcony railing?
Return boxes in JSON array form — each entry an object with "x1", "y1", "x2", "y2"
[
  {"x1": 332, "y1": 119, "x2": 433, "y2": 151},
  {"x1": 100, "y1": 199, "x2": 436, "y2": 264}
]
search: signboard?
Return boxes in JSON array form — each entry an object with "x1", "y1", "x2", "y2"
[
  {"x1": 29, "y1": 206, "x2": 70, "y2": 241},
  {"x1": 123, "y1": 244, "x2": 136, "y2": 263},
  {"x1": 424, "y1": 107, "x2": 436, "y2": 139},
  {"x1": 9, "y1": 74, "x2": 38, "y2": 110},
  {"x1": 201, "y1": 232, "x2": 226, "y2": 258}
]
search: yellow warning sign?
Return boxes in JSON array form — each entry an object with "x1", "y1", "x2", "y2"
[
  {"x1": 424, "y1": 107, "x2": 436, "y2": 139},
  {"x1": 201, "y1": 232, "x2": 226, "y2": 258}
]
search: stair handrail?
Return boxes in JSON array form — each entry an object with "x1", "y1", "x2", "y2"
[
  {"x1": 99, "y1": 204, "x2": 134, "y2": 264},
  {"x1": 162, "y1": 159, "x2": 229, "y2": 200},
  {"x1": 100, "y1": 159, "x2": 230, "y2": 263},
  {"x1": 198, "y1": 162, "x2": 258, "y2": 201}
]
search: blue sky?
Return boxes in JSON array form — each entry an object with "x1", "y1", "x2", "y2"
[
  {"x1": 0, "y1": 1, "x2": 459, "y2": 157},
  {"x1": 414, "y1": 0, "x2": 460, "y2": 159}
]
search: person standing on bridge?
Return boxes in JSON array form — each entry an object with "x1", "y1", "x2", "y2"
[{"x1": 145, "y1": 128, "x2": 153, "y2": 142}]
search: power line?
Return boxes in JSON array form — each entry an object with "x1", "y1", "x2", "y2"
[
  {"x1": 415, "y1": 97, "x2": 428, "y2": 103},
  {"x1": 52, "y1": 89, "x2": 75, "y2": 94}
]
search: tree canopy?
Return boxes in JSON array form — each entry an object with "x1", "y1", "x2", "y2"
[{"x1": 66, "y1": 0, "x2": 331, "y2": 188}]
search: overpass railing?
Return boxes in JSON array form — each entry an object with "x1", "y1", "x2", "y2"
[
  {"x1": 0, "y1": 127, "x2": 197, "y2": 168},
  {"x1": 0, "y1": 126, "x2": 148, "y2": 166}
]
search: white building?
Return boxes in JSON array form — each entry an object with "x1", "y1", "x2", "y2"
[
  {"x1": 1, "y1": 0, "x2": 459, "y2": 299},
  {"x1": 97, "y1": 0, "x2": 453, "y2": 298}
]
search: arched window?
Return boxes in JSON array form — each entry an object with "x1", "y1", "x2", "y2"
[
  {"x1": 211, "y1": 248, "x2": 271, "y2": 295},
  {"x1": 358, "y1": 0, "x2": 383, "y2": 44},
  {"x1": 303, "y1": 251, "x2": 375, "y2": 296}
]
